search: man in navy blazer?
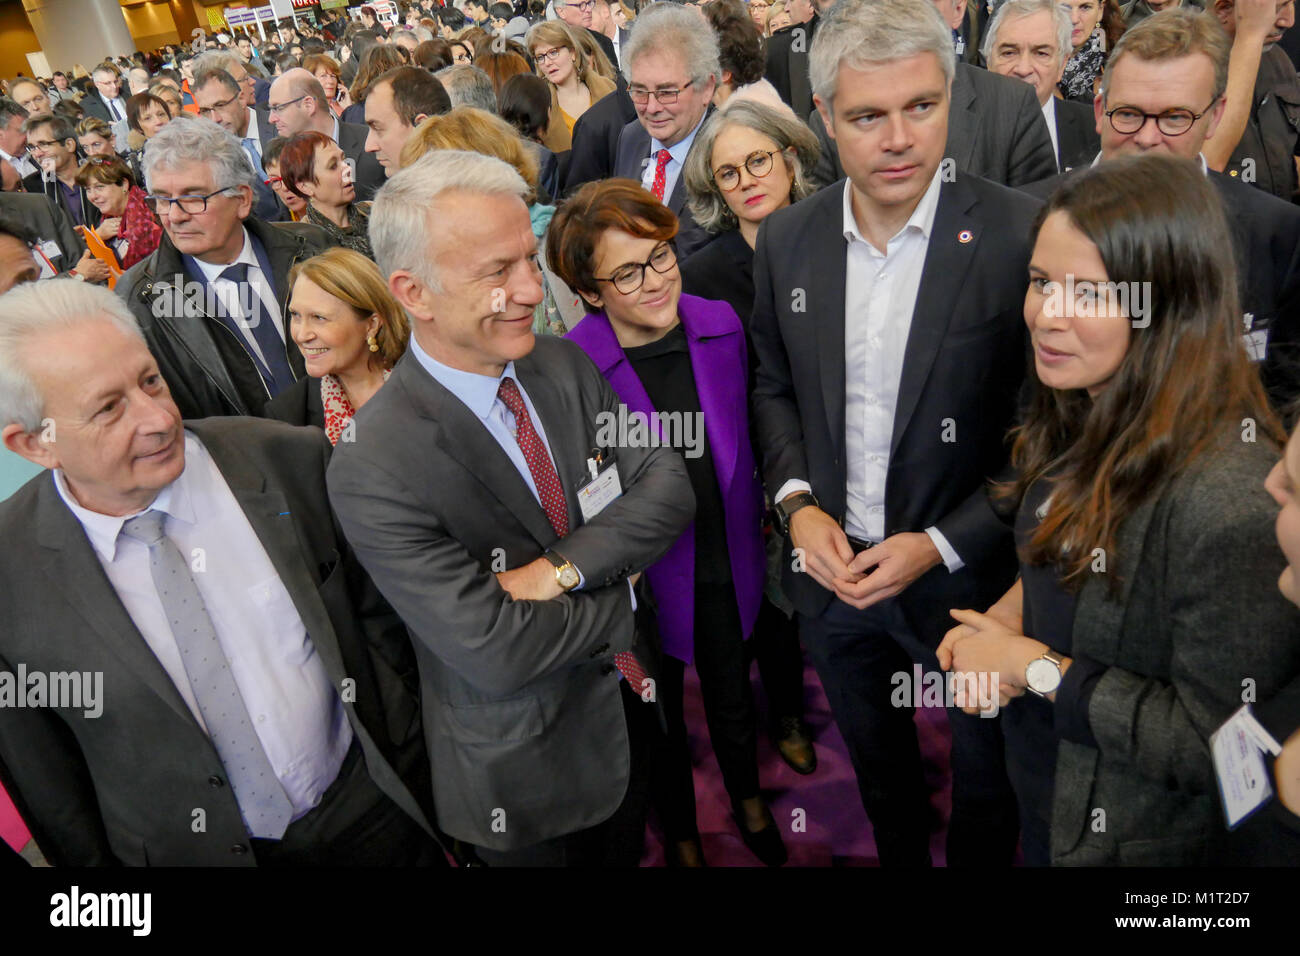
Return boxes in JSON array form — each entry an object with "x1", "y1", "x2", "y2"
[
  {"x1": 751, "y1": 0, "x2": 1036, "y2": 866},
  {"x1": 610, "y1": 4, "x2": 719, "y2": 259}
]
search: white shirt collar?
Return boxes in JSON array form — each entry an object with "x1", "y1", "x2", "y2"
[
  {"x1": 841, "y1": 165, "x2": 944, "y2": 248},
  {"x1": 54, "y1": 431, "x2": 199, "y2": 562},
  {"x1": 189, "y1": 226, "x2": 256, "y2": 276},
  {"x1": 244, "y1": 107, "x2": 261, "y2": 144},
  {"x1": 650, "y1": 109, "x2": 708, "y2": 165}
]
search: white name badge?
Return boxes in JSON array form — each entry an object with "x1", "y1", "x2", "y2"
[
  {"x1": 577, "y1": 460, "x2": 622, "y2": 524},
  {"x1": 1210, "y1": 705, "x2": 1281, "y2": 829},
  {"x1": 32, "y1": 247, "x2": 54, "y2": 279},
  {"x1": 1243, "y1": 329, "x2": 1269, "y2": 362}
]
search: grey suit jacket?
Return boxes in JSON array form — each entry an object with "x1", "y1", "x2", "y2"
[
  {"x1": 613, "y1": 114, "x2": 714, "y2": 259},
  {"x1": 1050, "y1": 435, "x2": 1300, "y2": 865},
  {"x1": 0, "y1": 192, "x2": 84, "y2": 273},
  {"x1": 0, "y1": 418, "x2": 439, "y2": 865},
  {"x1": 808, "y1": 63, "x2": 1057, "y2": 190},
  {"x1": 327, "y1": 337, "x2": 694, "y2": 850}
]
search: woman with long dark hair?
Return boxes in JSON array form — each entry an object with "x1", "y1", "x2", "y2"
[{"x1": 938, "y1": 153, "x2": 1300, "y2": 866}]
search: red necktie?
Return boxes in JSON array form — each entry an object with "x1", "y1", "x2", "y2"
[
  {"x1": 497, "y1": 376, "x2": 647, "y2": 691},
  {"x1": 650, "y1": 148, "x2": 671, "y2": 202}
]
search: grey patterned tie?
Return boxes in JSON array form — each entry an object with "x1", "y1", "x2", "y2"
[{"x1": 120, "y1": 510, "x2": 294, "y2": 839}]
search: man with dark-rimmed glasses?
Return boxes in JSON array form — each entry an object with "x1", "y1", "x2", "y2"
[
  {"x1": 193, "y1": 66, "x2": 283, "y2": 222},
  {"x1": 612, "y1": 3, "x2": 720, "y2": 258},
  {"x1": 114, "y1": 118, "x2": 330, "y2": 420}
]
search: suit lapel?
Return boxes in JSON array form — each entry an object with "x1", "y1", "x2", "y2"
[
  {"x1": 34, "y1": 476, "x2": 196, "y2": 727},
  {"x1": 810, "y1": 189, "x2": 849, "y2": 462},
  {"x1": 890, "y1": 175, "x2": 982, "y2": 455},
  {"x1": 395, "y1": 355, "x2": 560, "y2": 548},
  {"x1": 189, "y1": 422, "x2": 348, "y2": 684}
]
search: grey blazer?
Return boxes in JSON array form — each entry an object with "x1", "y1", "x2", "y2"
[
  {"x1": 0, "y1": 418, "x2": 438, "y2": 865},
  {"x1": 1050, "y1": 436, "x2": 1300, "y2": 865},
  {"x1": 327, "y1": 336, "x2": 694, "y2": 851}
]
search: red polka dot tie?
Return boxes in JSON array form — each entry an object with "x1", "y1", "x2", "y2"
[
  {"x1": 497, "y1": 376, "x2": 648, "y2": 690},
  {"x1": 650, "y1": 148, "x2": 671, "y2": 203}
]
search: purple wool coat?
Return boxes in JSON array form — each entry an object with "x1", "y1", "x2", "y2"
[{"x1": 566, "y1": 293, "x2": 766, "y2": 663}]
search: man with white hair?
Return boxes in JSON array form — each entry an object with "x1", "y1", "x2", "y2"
[
  {"x1": 116, "y1": 119, "x2": 330, "y2": 419},
  {"x1": 328, "y1": 149, "x2": 694, "y2": 866},
  {"x1": 0, "y1": 279, "x2": 445, "y2": 866},
  {"x1": 983, "y1": 0, "x2": 1100, "y2": 170},
  {"x1": 267, "y1": 67, "x2": 385, "y2": 199},
  {"x1": 612, "y1": 2, "x2": 720, "y2": 258},
  {"x1": 751, "y1": 0, "x2": 1039, "y2": 867}
]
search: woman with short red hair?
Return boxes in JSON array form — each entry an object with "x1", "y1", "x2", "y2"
[
  {"x1": 550, "y1": 178, "x2": 785, "y2": 868},
  {"x1": 278, "y1": 131, "x2": 374, "y2": 260}
]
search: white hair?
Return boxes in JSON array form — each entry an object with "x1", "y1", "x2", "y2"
[
  {"x1": 981, "y1": 0, "x2": 1073, "y2": 68},
  {"x1": 622, "y1": 2, "x2": 722, "y2": 86},
  {"x1": 809, "y1": 0, "x2": 956, "y2": 109},
  {"x1": 142, "y1": 116, "x2": 259, "y2": 195},
  {"x1": 370, "y1": 149, "x2": 530, "y2": 292},
  {"x1": 0, "y1": 279, "x2": 144, "y2": 431}
]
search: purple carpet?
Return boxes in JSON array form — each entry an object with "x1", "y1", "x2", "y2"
[{"x1": 640, "y1": 655, "x2": 955, "y2": 866}]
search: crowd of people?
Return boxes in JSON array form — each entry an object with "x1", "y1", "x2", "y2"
[{"x1": 0, "y1": 0, "x2": 1298, "y2": 869}]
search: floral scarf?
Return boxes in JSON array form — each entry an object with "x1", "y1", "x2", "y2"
[
  {"x1": 1059, "y1": 26, "x2": 1106, "y2": 103},
  {"x1": 306, "y1": 202, "x2": 374, "y2": 260},
  {"x1": 320, "y1": 368, "x2": 391, "y2": 445},
  {"x1": 118, "y1": 186, "x2": 162, "y2": 270}
]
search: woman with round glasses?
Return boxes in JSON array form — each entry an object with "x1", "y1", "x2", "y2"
[
  {"x1": 76, "y1": 155, "x2": 162, "y2": 270},
  {"x1": 551, "y1": 178, "x2": 786, "y2": 868},
  {"x1": 278, "y1": 130, "x2": 374, "y2": 259},
  {"x1": 681, "y1": 99, "x2": 822, "y2": 775},
  {"x1": 1058, "y1": 0, "x2": 1126, "y2": 102},
  {"x1": 526, "y1": 21, "x2": 616, "y2": 153},
  {"x1": 747, "y1": 0, "x2": 773, "y2": 34}
]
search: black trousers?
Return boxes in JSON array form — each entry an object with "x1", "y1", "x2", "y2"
[
  {"x1": 650, "y1": 582, "x2": 760, "y2": 842},
  {"x1": 250, "y1": 740, "x2": 447, "y2": 866},
  {"x1": 750, "y1": 594, "x2": 806, "y2": 724},
  {"x1": 799, "y1": 596, "x2": 1019, "y2": 867},
  {"x1": 474, "y1": 680, "x2": 655, "y2": 867}
]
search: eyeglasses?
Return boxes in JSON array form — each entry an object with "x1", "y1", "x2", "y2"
[
  {"x1": 594, "y1": 242, "x2": 677, "y2": 295},
  {"x1": 713, "y1": 149, "x2": 783, "y2": 191},
  {"x1": 197, "y1": 93, "x2": 241, "y2": 117},
  {"x1": 268, "y1": 94, "x2": 309, "y2": 115},
  {"x1": 144, "y1": 187, "x2": 237, "y2": 214},
  {"x1": 265, "y1": 175, "x2": 283, "y2": 186},
  {"x1": 25, "y1": 139, "x2": 63, "y2": 153},
  {"x1": 629, "y1": 80, "x2": 694, "y2": 106},
  {"x1": 560, "y1": 0, "x2": 594, "y2": 9},
  {"x1": 1104, "y1": 100, "x2": 1216, "y2": 136},
  {"x1": 535, "y1": 47, "x2": 569, "y2": 64}
]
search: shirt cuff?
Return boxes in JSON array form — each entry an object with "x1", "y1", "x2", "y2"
[
  {"x1": 924, "y1": 526, "x2": 965, "y2": 572},
  {"x1": 775, "y1": 479, "x2": 812, "y2": 505},
  {"x1": 1053, "y1": 653, "x2": 1106, "y2": 749}
]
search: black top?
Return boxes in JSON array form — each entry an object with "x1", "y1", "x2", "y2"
[
  {"x1": 623, "y1": 324, "x2": 731, "y2": 586},
  {"x1": 263, "y1": 374, "x2": 325, "y2": 431}
]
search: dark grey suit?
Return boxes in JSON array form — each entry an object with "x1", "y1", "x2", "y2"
[
  {"x1": 337, "y1": 119, "x2": 385, "y2": 201},
  {"x1": 0, "y1": 192, "x2": 84, "y2": 273},
  {"x1": 327, "y1": 336, "x2": 694, "y2": 852},
  {"x1": 1053, "y1": 97, "x2": 1100, "y2": 172},
  {"x1": 612, "y1": 112, "x2": 714, "y2": 259},
  {"x1": 808, "y1": 63, "x2": 1057, "y2": 190},
  {"x1": 0, "y1": 418, "x2": 441, "y2": 866},
  {"x1": 1051, "y1": 436, "x2": 1300, "y2": 865}
]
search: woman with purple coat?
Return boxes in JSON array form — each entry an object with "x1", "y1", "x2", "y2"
[{"x1": 550, "y1": 179, "x2": 784, "y2": 867}]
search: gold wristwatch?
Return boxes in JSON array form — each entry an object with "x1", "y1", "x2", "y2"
[{"x1": 545, "y1": 551, "x2": 580, "y2": 591}]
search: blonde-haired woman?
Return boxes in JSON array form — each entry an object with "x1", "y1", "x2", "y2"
[
  {"x1": 399, "y1": 106, "x2": 584, "y2": 335},
  {"x1": 525, "y1": 20, "x2": 616, "y2": 153},
  {"x1": 265, "y1": 247, "x2": 410, "y2": 443}
]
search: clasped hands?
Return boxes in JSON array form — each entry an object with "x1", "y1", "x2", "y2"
[{"x1": 787, "y1": 504, "x2": 942, "y2": 610}]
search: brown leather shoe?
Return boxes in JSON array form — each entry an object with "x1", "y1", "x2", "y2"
[{"x1": 775, "y1": 717, "x2": 817, "y2": 775}]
